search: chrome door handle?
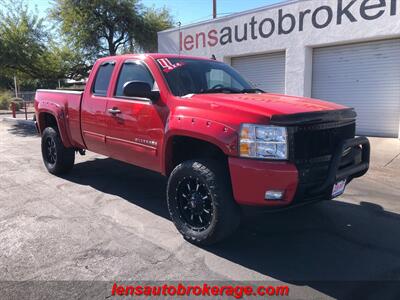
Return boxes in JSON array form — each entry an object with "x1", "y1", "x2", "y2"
[{"x1": 108, "y1": 108, "x2": 121, "y2": 115}]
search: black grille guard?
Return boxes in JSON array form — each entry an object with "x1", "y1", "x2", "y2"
[{"x1": 310, "y1": 136, "x2": 370, "y2": 195}]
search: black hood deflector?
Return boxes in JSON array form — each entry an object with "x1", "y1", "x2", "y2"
[{"x1": 270, "y1": 108, "x2": 356, "y2": 126}]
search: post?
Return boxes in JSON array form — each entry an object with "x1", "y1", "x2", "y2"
[
  {"x1": 11, "y1": 102, "x2": 16, "y2": 118},
  {"x1": 213, "y1": 0, "x2": 217, "y2": 19},
  {"x1": 24, "y1": 101, "x2": 27, "y2": 120},
  {"x1": 14, "y1": 76, "x2": 18, "y2": 98}
]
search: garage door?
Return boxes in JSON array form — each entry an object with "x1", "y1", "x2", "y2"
[
  {"x1": 312, "y1": 39, "x2": 400, "y2": 137},
  {"x1": 231, "y1": 52, "x2": 285, "y2": 94}
]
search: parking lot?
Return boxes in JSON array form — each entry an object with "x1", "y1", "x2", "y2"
[{"x1": 1, "y1": 119, "x2": 400, "y2": 299}]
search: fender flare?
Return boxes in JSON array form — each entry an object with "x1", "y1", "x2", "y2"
[
  {"x1": 37, "y1": 103, "x2": 73, "y2": 148},
  {"x1": 161, "y1": 115, "x2": 239, "y2": 175}
]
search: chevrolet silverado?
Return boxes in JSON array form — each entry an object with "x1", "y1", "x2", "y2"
[{"x1": 35, "y1": 54, "x2": 370, "y2": 245}]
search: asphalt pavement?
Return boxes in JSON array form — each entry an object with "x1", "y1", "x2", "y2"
[{"x1": 0, "y1": 119, "x2": 399, "y2": 299}]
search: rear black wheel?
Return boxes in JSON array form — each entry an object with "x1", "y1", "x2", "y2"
[
  {"x1": 41, "y1": 127, "x2": 75, "y2": 175},
  {"x1": 167, "y1": 159, "x2": 241, "y2": 245}
]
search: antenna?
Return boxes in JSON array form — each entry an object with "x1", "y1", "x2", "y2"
[{"x1": 177, "y1": 21, "x2": 182, "y2": 56}]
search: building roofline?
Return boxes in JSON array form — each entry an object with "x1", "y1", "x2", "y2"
[
  {"x1": 158, "y1": 0, "x2": 306, "y2": 34},
  {"x1": 94, "y1": 53, "x2": 216, "y2": 62}
]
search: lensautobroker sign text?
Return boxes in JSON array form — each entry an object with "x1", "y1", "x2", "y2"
[{"x1": 180, "y1": 0, "x2": 398, "y2": 51}]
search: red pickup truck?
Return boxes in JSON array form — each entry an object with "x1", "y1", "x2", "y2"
[{"x1": 35, "y1": 54, "x2": 370, "y2": 245}]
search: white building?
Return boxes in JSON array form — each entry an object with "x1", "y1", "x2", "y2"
[{"x1": 158, "y1": 0, "x2": 400, "y2": 137}]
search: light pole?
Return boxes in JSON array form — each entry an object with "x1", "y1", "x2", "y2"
[
  {"x1": 213, "y1": 0, "x2": 217, "y2": 19},
  {"x1": 14, "y1": 75, "x2": 18, "y2": 98}
]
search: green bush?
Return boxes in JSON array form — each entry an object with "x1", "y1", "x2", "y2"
[
  {"x1": 0, "y1": 92, "x2": 23, "y2": 111},
  {"x1": 0, "y1": 90, "x2": 13, "y2": 110}
]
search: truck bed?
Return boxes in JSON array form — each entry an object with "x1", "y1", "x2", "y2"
[{"x1": 35, "y1": 89, "x2": 85, "y2": 148}]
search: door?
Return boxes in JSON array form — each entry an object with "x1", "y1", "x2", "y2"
[
  {"x1": 105, "y1": 59, "x2": 165, "y2": 172},
  {"x1": 231, "y1": 51, "x2": 286, "y2": 93},
  {"x1": 81, "y1": 60, "x2": 115, "y2": 156},
  {"x1": 312, "y1": 39, "x2": 400, "y2": 137}
]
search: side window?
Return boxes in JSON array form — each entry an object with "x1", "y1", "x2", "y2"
[
  {"x1": 93, "y1": 62, "x2": 115, "y2": 96},
  {"x1": 115, "y1": 61, "x2": 155, "y2": 97}
]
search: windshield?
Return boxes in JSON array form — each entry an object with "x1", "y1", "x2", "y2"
[{"x1": 156, "y1": 58, "x2": 260, "y2": 97}]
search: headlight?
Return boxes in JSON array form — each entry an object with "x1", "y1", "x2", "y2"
[{"x1": 240, "y1": 124, "x2": 288, "y2": 160}]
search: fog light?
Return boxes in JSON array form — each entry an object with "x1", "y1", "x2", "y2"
[{"x1": 265, "y1": 190, "x2": 284, "y2": 200}]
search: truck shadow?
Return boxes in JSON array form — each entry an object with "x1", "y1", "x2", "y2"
[
  {"x1": 6, "y1": 122, "x2": 38, "y2": 137},
  {"x1": 65, "y1": 157, "x2": 400, "y2": 299},
  {"x1": 208, "y1": 202, "x2": 400, "y2": 298},
  {"x1": 64, "y1": 157, "x2": 169, "y2": 219}
]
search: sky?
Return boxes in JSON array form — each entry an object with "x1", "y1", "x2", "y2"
[{"x1": 27, "y1": 0, "x2": 285, "y2": 26}]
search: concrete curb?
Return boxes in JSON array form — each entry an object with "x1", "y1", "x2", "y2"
[
  {"x1": 1, "y1": 117, "x2": 35, "y2": 127},
  {"x1": 0, "y1": 111, "x2": 35, "y2": 115}
]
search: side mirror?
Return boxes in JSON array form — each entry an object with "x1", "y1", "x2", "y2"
[{"x1": 122, "y1": 81, "x2": 160, "y2": 102}]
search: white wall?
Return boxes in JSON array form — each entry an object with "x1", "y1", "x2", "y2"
[{"x1": 158, "y1": 0, "x2": 400, "y2": 97}]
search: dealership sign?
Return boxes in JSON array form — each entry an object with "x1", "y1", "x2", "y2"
[{"x1": 179, "y1": 0, "x2": 398, "y2": 51}]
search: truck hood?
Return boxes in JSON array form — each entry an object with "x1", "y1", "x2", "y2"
[{"x1": 185, "y1": 93, "x2": 347, "y2": 117}]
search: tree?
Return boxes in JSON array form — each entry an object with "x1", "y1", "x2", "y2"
[
  {"x1": 50, "y1": 0, "x2": 174, "y2": 57},
  {"x1": 0, "y1": 0, "x2": 49, "y2": 79},
  {"x1": 0, "y1": 0, "x2": 88, "y2": 89},
  {"x1": 134, "y1": 6, "x2": 175, "y2": 53},
  {"x1": 46, "y1": 43, "x2": 91, "y2": 81}
]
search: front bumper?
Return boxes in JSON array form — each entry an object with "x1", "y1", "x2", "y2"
[
  {"x1": 229, "y1": 137, "x2": 370, "y2": 207},
  {"x1": 228, "y1": 158, "x2": 298, "y2": 206}
]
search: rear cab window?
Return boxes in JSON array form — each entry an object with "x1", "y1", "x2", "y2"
[{"x1": 92, "y1": 61, "x2": 115, "y2": 96}]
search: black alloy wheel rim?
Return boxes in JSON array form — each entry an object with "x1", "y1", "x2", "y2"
[
  {"x1": 176, "y1": 177, "x2": 214, "y2": 232},
  {"x1": 45, "y1": 137, "x2": 57, "y2": 165}
]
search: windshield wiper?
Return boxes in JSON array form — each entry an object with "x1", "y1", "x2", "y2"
[
  {"x1": 241, "y1": 88, "x2": 265, "y2": 93},
  {"x1": 198, "y1": 87, "x2": 241, "y2": 94},
  {"x1": 198, "y1": 87, "x2": 266, "y2": 94},
  {"x1": 196, "y1": 87, "x2": 266, "y2": 95}
]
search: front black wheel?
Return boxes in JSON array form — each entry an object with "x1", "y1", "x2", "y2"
[
  {"x1": 41, "y1": 127, "x2": 75, "y2": 175},
  {"x1": 167, "y1": 160, "x2": 241, "y2": 245}
]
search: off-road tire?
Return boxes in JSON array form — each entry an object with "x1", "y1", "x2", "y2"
[
  {"x1": 167, "y1": 159, "x2": 241, "y2": 245},
  {"x1": 41, "y1": 127, "x2": 75, "y2": 175}
]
